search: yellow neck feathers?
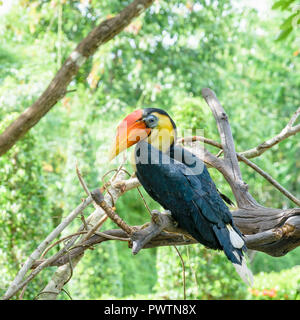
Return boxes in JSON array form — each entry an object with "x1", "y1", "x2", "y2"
[{"x1": 146, "y1": 112, "x2": 176, "y2": 152}]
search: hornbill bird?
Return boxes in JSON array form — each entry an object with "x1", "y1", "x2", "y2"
[{"x1": 109, "y1": 108, "x2": 253, "y2": 285}]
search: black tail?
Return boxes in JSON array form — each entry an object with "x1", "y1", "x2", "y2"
[{"x1": 213, "y1": 224, "x2": 253, "y2": 285}]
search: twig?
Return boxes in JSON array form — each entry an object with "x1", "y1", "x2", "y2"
[
  {"x1": 137, "y1": 187, "x2": 152, "y2": 216},
  {"x1": 91, "y1": 188, "x2": 133, "y2": 235},
  {"x1": 40, "y1": 231, "x2": 87, "y2": 259},
  {"x1": 81, "y1": 214, "x2": 89, "y2": 230},
  {"x1": 174, "y1": 246, "x2": 186, "y2": 300},
  {"x1": 177, "y1": 135, "x2": 222, "y2": 149},
  {"x1": 237, "y1": 153, "x2": 300, "y2": 207},
  {"x1": 94, "y1": 230, "x2": 129, "y2": 241},
  {"x1": 61, "y1": 288, "x2": 73, "y2": 300},
  {"x1": 65, "y1": 89, "x2": 77, "y2": 94},
  {"x1": 101, "y1": 169, "x2": 119, "y2": 207},
  {"x1": 82, "y1": 215, "x2": 108, "y2": 240},
  {"x1": 18, "y1": 283, "x2": 28, "y2": 300},
  {"x1": 76, "y1": 162, "x2": 97, "y2": 209},
  {"x1": 63, "y1": 249, "x2": 74, "y2": 287},
  {"x1": 76, "y1": 163, "x2": 111, "y2": 238},
  {"x1": 111, "y1": 167, "x2": 152, "y2": 216},
  {"x1": 240, "y1": 107, "x2": 300, "y2": 159}
]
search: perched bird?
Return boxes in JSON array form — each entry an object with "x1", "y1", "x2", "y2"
[{"x1": 109, "y1": 108, "x2": 253, "y2": 285}]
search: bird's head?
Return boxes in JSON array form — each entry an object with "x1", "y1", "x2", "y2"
[{"x1": 109, "y1": 108, "x2": 177, "y2": 161}]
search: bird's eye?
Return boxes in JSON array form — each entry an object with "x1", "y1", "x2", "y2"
[{"x1": 144, "y1": 115, "x2": 158, "y2": 128}]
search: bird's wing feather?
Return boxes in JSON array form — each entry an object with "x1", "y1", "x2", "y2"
[{"x1": 136, "y1": 144, "x2": 232, "y2": 248}]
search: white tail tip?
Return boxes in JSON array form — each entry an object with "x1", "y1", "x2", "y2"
[{"x1": 227, "y1": 224, "x2": 244, "y2": 249}]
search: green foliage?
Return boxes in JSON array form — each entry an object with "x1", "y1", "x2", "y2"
[
  {"x1": 154, "y1": 245, "x2": 248, "y2": 300},
  {"x1": 0, "y1": 0, "x2": 299, "y2": 300},
  {"x1": 272, "y1": 0, "x2": 300, "y2": 41},
  {"x1": 0, "y1": 113, "x2": 53, "y2": 298},
  {"x1": 247, "y1": 266, "x2": 300, "y2": 300},
  {"x1": 251, "y1": 247, "x2": 300, "y2": 274},
  {"x1": 172, "y1": 97, "x2": 220, "y2": 141}
]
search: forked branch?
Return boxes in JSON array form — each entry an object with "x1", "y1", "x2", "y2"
[{"x1": 200, "y1": 88, "x2": 262, "y2": 209}]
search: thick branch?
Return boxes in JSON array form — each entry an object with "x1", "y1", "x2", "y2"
[
  {"x1": 233, "y1": 207, "x2": 300, "y2": 256},
  {"x1": 201, "y1": 89, "x2": 242, "y2": 180},
  {"x1": 30, "y1": 206, "x2": 300, "y2": 269},
  {"x1": 0, "y1": 0, "x2": 154, "y2": 157}
]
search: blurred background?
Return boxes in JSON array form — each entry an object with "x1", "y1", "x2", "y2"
[{"x1": 0, "y1": 0, "x2": 299, "y2": 300}]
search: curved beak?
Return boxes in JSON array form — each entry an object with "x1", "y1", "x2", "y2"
[{"x1": 109, "y1": 109, "x2": 150, "y2": 161}]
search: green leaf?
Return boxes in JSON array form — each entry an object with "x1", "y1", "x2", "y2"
[
  {"x1": 280, "y1": 12, "x2": 298, "y2": 30},
  {"x1": 272, "y1": 0, "x2": 295, "y2": 10},
  {"x1": 275, "y1": 26, "x2": 293, "y2": 41}
]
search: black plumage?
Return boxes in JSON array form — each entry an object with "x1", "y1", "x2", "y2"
[{"x1": 135, "y1": 140, "x2": 246, "y2": 267}]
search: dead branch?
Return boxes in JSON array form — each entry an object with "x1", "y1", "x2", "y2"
[
  {"x1": 199, "y1": 88, "x2": 300, "y2": 257},
  {"x1": 240, "y1": 107, "x2": 300, "y2": 159},
  {"x1": 179, "y1": 106, "x2": 300, "y2": 162},
  {"x1": 91, "y1": 188, "x2": 133, "y2": 235},
  {"x1": 200, "y1": 88, "x2": 262, "y2": 209},
  {"x1": 31, "y1": 219, "x2": 198, "y2": 269},
  {"x1": 236, "y1": 153, "x2": 300, "y2": 207},
  {"x1": 30, "y1": 206, "x2": 300, "y2": 269}
]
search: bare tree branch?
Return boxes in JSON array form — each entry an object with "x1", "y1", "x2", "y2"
[
  {"x1": 0, "y1": 0, "x2": 155, "y2": 157},
  {"x1": 236, "y1": 153, "x2": 300, "y2": 207},
  {"x1": 33, "y1": 90, "x2": 300, "y2": 297},
  {"x1": 29, "y1": 207, "x2": 300, "y2": 268},
  {"x1": 201, "y1": 88, "x2": 262, "y2": 209},
  {"x1": 240, "y1": 107, "x2": 300, "y2": 159},
  {"x1": 91, "y1": 188, "x2": 133, "y2": 235}
]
